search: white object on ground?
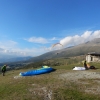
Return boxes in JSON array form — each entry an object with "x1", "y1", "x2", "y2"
[
  {"x1": 73, "y1": 67, "x2": 86, "y2": 70},
  {"x1": 14, "y1": 75, "x2": 23, "y2": 79}
]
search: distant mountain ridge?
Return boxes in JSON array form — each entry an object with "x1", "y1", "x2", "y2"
[
  {"x1": 28, "y1": 38, "x2": 100, "y2": 62},
  {"x1": 0, "y1": 56, "x2": 32, "y2": 63}
]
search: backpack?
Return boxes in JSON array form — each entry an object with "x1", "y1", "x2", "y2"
[{"x1": 90, "y1": 66, "x2": 95, "y2": 69}]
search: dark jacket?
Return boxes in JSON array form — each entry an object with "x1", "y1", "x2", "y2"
[{"x1": 1, "y1": 65, "x2": 7, "y2": 72}]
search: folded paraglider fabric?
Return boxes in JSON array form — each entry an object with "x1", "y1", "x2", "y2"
[
  {"x1": 73, "y1": 67, "x2": 86, "y2": 70},
  {"x1": 19, "y1": 66, "x2": 54, "y2": 76},
  {"x1": 42, "y1": 66, "x2": 50, "y2": 68}
]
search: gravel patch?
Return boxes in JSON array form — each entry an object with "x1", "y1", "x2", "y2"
[
  {"x1": 59, "y1": 71, "x2": 100, "y2": 81},
  {"x1": 59, "y1": 70, "x2": 100, "y2": 95}
]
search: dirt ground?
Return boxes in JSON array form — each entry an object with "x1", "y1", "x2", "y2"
[
  {"x1": 59, "y1": 70, "x2": 100, "y2": 81},
  {"x1": 59, "y1": 70, "x2": 100, "y2": 95}
]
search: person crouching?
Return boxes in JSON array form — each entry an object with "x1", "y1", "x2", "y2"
[{"x1": 83, "y1": 60, "x2": 89, "y2": 70}]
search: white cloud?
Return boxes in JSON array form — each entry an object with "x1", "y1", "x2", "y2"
[
  {"x1": 0, "y1": 30, "x2": 100, "y2": 58},
  {"x1": 0, "y1": 39, "x2": 51, "y2": 57},
  {"x1": 0, "y1": 46, "x2": 47, "y2": 57},
  {"x1": 50, "y1": 37, "x2": 60, "y2": 40},
  {"x1": 11, "y1": 47, "x2": 47, "y2": 57},
  {"x1": 91, "y1": 30, "x2": 100, "y2": 39},
  {"x1": 60, "y1": 30, "x2": 100, "y2": 47},
  {"x1": 25, "y1": 37, "x2": 49, "y2": 44},
  {"x1": 24, "y1": 36, "x2": 60, "y2": 44},
  {"x1": 0, "y1": 40, "x2": 24, "y2": 57},
  {"x1": 0, "y1": 40, "x2": 17, "y2": 49}
]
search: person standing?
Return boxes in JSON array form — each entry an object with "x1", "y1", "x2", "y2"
[{"x1": 1, "y1": 65, "x2": 7, "y2": 76}]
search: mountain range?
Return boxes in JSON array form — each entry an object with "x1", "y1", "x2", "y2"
[
  {"x1": 27, "y1": 38, "x2": 100, "y2": 62},
  {"x1": 0, "y1": 56, "x2": 32, "y2": 63}
]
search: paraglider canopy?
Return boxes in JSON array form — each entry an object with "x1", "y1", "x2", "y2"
[
  {"x1": 51, "y1": 43, "x2": 63, "y2": 50},
  {"x1": 50, "y1": 43, "x2": 63, "y2": 51},
  {"x1": 52, "y1": 43, "x2": 63, "y2": 47}
]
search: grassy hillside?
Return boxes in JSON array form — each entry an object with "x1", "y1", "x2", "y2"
[
  {"x1": 24, "y1": 55, "x2": 85, "y2": 69},
  {"x1": 0, "y1": 57, "x2": 100, "y2": 100}
]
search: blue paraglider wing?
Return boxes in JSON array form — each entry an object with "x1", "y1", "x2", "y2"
[{"x1": 19, "y1": 67, "x2": 54, "y2": 76}]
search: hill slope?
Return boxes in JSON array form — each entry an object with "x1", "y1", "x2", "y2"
[{"x1": 28, "y1": 38, "x2": 100, "y2": 62}]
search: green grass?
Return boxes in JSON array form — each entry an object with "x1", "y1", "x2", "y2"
[{"x1": 0, "y1": 59, "x2": 100, "y2": 100}]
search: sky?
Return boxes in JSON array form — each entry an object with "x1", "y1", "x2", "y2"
[{"x1": 0, "y1": 0, "x2": 100, "y2": 58}]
